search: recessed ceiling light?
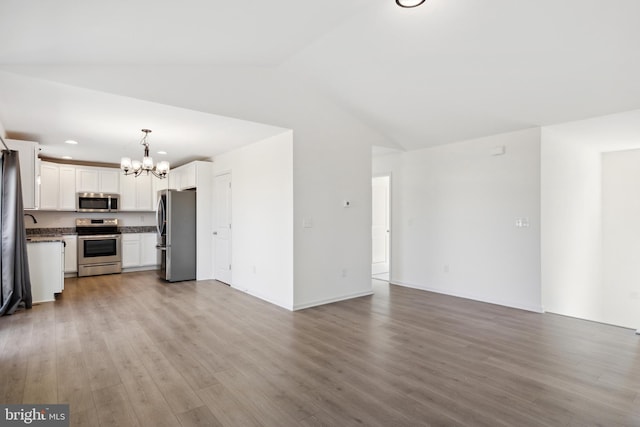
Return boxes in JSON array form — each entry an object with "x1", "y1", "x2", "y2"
[
  {"x1": 157, "y1": 151, "x2": 167, "y2": 155},
  {"x1": 396, "y1": 0, "x2": 426, "y2": 7},
  {"x1": 64, "y1": 140, "x2": 78, "y2": 145},
  {"x1": 62, "y1": 156, "x2": 73, "y2": 160}
]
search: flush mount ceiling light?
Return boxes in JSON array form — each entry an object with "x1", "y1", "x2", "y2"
[
  {"x1": 120, "y1": 129, "x2": 170, "y2": 179},
  {"x1": 396, "y1": 0, "x2": 426, "y2": 7}
]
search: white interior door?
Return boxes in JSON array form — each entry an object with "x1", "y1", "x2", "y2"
[
  {"x1": 214, "y1": 173, "x2": 232, "y2": 285},
  {"x1": 372, "y1": 175, "x2": 390, "y2": 276}
]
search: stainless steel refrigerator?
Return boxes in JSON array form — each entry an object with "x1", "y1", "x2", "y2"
[{"x1": 156, "y1": 189, "x2": 196, "y2": 282}]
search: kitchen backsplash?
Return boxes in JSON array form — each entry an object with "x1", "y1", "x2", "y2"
[{"x1": 23, "y1": 211, "x2": 156, "y2": 229}]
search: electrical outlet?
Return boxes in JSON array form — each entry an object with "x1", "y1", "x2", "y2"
[{"x1": 341, "y1": 269, "x2": 347, "y2": 278}]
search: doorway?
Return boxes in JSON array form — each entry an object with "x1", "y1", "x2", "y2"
[{"x1": 372, "y1": 175, "x2": 390, "y2": 281}]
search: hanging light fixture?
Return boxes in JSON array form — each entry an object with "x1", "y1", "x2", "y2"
[
  {"x1": 396, "y1": 0, "x2": 426, "y2": 7},
  {"x1": 120, "y1": 129, "x2": 170, "y2": 179}
]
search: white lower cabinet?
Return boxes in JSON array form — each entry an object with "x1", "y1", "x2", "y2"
[
  {"x1": 62, "y1": 235, "x2": 77, "y2": 273},
  {"x1": 140, "y1": 233, "x2": 159, "y2": 266},
  {"x1": 122, "y1": 233, "x2": 158, "y2": 269},
  {"x1": 27, "y1": 241, "x2": 64, "y2": 303},
  {"x1": 122, "y1": 234, "x2": 141, "y2": 268}
]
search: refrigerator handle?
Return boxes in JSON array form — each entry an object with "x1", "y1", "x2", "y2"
[{"x1": 156, "y1": 195, "x2": 164, "y2": 236}]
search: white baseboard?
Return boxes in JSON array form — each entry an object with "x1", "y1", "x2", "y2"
[
  {"x1": 390, "y1": 279, "x2": 544, "y2": 313},
  {"x1": 231, "y1": 285, "x2": 294, "y2": 311},
  {"x1": 293, "y1": 290, "x2": 374, "y2": 311}
]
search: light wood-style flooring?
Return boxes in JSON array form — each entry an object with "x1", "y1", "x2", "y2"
[{"x1": 1, "y1": 272, "x2": 639, "y2": 426}]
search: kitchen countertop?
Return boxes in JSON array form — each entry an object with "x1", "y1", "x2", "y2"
[
  {"x1": 26, "y1": 236, "x2": 65, "y2": 243},
  {"x1": 26, "y1": 226, "x2": 156, "y2": 236},
  {"x1": 26, "y1": 227, "x2": 75, "y2": 236}
]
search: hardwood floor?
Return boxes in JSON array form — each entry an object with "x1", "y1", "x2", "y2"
[{"x1": 1, "y1": 271, "x2": 639, "y2": 426}]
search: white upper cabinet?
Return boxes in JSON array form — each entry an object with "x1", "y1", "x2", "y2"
[
  {"x1": 119, "y1": 174, "x2": 136, "y2": 211},
  {"x1": 76, "y1": 167, "x2": 119, "y2": 193},
  {"x1": 59, "y1": 166, "x2": 77, "y2": 210},
  {"x1": 75, "y1": 168, "x2": 98, "y2": 192},
  {"x1": 39, "y1": 161, "x2": 161, "y2": 212},
  {"x1": 39, "y1": 161, "x2": 77, "y2": 211},
  {"x1": 168, "y1": 161, "x2": 208, "y2": 191},
  {"x1": 153, "y1": 174, "x2": 169, "y2": 208},
  {"x1": 39, "y1": 162, "x2": 60, "y2": 210},
  {"x1": 100, "y1": 169, "x2": 120, "y2": 193},
  {"x1": 5, "y1": 139, "x2": 39, "y2": 210},
  {"x1": 136, "y1": 174, "x2": 153, "y2": 211},
  {"x1": 180, "y1": 163, "x2": 197, "y2": 189},
  {"x1": 120, "y1": 173, "x2": 154, "y2": 211}
]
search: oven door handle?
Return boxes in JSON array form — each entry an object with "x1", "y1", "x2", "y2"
[{"x1": 78, "y1": 234, "x2": 122, "y2": 239}]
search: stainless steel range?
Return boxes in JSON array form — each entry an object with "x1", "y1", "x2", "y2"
[{"x1": 76, "y1": 218, "x2": 122, "y2": 277}]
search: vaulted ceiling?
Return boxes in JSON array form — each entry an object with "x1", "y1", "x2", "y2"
[{"x1": 1, "y1": 0, "x2": 640, "y2": 164}]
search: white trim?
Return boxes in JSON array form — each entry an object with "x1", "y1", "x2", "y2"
[
  {"x1": 371, "y1": 172, "x2": 392, "y2": 280},
  {"x1": 293, "y1": 290, "x2": 374, "y2": 311},
  {"x1": 232, "y1": 285, "x2": 294, "y2": 311},
  {"x1": 390, "y1": 279, "x2": 544, "y2": 313},
  {"x1": 213, "y1": 170, "x2": 232, "y2": 285},
  {"x1": 636, "y1": 329, "x2": 640, "y2": 335}
]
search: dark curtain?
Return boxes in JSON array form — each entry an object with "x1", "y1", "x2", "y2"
[{"x1": 0, "y1": 149, "x2": 32, "y2": 316}]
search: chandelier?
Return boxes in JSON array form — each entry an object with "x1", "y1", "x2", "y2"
[{"x1": 120, "y1": 129, "x2": 170, "y2": 179}]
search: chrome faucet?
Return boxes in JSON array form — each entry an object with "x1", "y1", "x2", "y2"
[{"x1": 24, "y1": 213, "x2": 38, "y2": 224}]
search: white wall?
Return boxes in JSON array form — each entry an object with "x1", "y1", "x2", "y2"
[
  {"x1": 213, "y1": 131, "x2": 294, "y2": 310},
  {"x1": 602, "y1": 150, "x2": 640, "y2": 329},
  {"x1": 373, "y1": 128, "x2": 542, "y2": 312},
  {"x1": 541, "y1": 130, "x2": 603, "y2": 319},
  {"x1": 292, "y1": 131, "x2": 374, "y2": 310},
  {"x1": 541, "y1": 109, "x2": 640, "y2": 329},
  {"x1": 0, "y1": 117, "x2": 6, "y2": 138}
]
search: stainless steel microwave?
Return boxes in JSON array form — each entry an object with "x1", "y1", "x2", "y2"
[{"x1": 76, "y1": 193, "x2": 119, "y2": 212}]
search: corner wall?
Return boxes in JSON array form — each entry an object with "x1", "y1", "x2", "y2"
[
  {"x1": 213, "y1": 130, "x2": 294, "y2": 310},
  {"x1": 540, "y1": 129, "x2": 603, "y2": 318},
  {"x1": 602, "y1": 150, "x2": 640, "y2": 329},
  {"x1": 374, "y1": 128, "x2": 542, "y2": 312},
  {"x1": 540, "y1": 109, "x2": 640, "y2": 330},
  {"x1": 292, "y1": 131, "x2": 374, "y2": 310}
]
